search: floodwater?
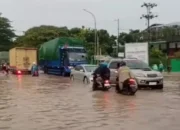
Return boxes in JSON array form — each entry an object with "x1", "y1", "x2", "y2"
[{"x1": 0, "y1": 73, "x2": 180, "y2": 130}]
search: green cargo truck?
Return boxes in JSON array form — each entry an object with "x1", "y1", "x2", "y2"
[{"x1": 38, "y1": 37, "x2": 87, "y2": 76}]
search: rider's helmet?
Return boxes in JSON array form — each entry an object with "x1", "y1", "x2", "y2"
[
  {"x1": 100, "y1": 62, "x2": 108, "y2": 68},
  {"x1": 33, "y1": 62, "x2": 36, "y2": 65}
]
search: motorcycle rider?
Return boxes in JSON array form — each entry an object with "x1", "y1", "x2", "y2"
[
  {"x1": 117, "y1": 61, "x2": 135, "y2": 91},
  {"x1": 93, "y1": 62, "x2": 110, "y2": 87}
]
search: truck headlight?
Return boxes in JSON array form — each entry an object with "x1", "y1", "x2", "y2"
[{"x1": 68, "y1": 66, "x2": 74, "y2": 69}]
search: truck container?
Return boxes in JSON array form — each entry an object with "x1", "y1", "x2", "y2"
[
  {"x1": 9, "y1": 47, "x2": 37, "y2": 74},
  {"x1": 39, "y1": 37, "x2": 88, "y2": 76}
]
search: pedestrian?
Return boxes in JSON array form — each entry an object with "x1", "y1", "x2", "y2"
[
  {"x1": 2, "y1": 63, "x2": 6, "y2": 74},
  {"x1": 31, "y1": 62, "x2": 39, "y2": 76},
  {"x1": 152, "y1": 64, "x2": 158, "y2": 71},
  {"x1": 159, "y1": 61, "x2": 164, "y2": 73}
]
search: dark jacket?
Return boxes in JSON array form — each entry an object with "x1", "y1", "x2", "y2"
[{"x1": 94, "y1": 66, "x2": 110, "y2": 80}]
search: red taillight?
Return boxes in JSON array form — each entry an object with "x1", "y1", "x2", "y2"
[
  {"x1": 17, "y1": 70, "x2": 21, "y2": 74},
  {"x1": 129, "y1": 78, "x2": 136, "y2": 85},
  {"x1": 105, "y1": 80, "x2": 109, "y2": 84}
]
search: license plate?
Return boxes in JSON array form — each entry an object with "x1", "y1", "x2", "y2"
[
  {"x1": 104, "y1": 84, "x2": 110, "y2": 87},
  {"x1": 149, "y1": 82, "x2": 157, "y2": 85}
]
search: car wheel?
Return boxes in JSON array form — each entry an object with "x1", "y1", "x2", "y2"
[
  {"x1": 70, "y1": 75, "x2": 74, "y2": 81},
  {"x1": 62, "y1": 70, "x2": 66, "y2": 77},
  {"x1": 138, "y1": 85, "x2": 142, "y2": 89},
  {"x1": 92, "y1": 83, "x2": 98, "y2": 91},
  {"x1": 83, "y1": 77, "x2": 89, "y2": 84}
]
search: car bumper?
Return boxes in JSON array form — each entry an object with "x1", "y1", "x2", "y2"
[
  {"x1": 110, "y1": 77, "x2": 117, "y2": 85},
  {"x1": 135, "y1": 77, "x2": 163, "y2": 86}
]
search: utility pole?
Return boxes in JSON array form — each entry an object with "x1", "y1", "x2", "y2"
[
  {"x1": 115, "y1": 19, "x2": 120, "y2": 56},
  {"x1": 83, "y1": 9, "x2": 97, "y2": 63},
  {"x1": 140, "y1": 2, "x2": 158, "y2": 41}
]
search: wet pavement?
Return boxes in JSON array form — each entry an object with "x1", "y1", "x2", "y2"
[{"x1": 0, "y1": 73, "x2": 180, "y2": 130}]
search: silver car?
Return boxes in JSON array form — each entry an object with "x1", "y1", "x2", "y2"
[
  {"x1": 106, "y1": 58, "x2": 164, "y2": 89},
  {"x1": 70, "y1": 64, "x2": 98, "y2": 84}
]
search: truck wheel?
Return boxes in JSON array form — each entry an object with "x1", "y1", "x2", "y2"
[
  {"x1": 44, "y1": 67, "x2": 47, "y2": 74},
  {"x1": 62, "y1": 71, "x2": 66, "y2": 77}
]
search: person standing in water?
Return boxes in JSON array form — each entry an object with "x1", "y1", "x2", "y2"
[
  {"x1": 159, "y1": 61, "x2": 164, "y2": 73},
  {"x1": 152, "y1": 64, "x2": 158, "y2": 71},
  {"x1": 31, "y1": 62, "x2": 38, "y2": 76}
]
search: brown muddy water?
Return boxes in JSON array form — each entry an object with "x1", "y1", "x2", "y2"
[{"x1": 0, "y1": 74, "x2": 180, "y2": 130}]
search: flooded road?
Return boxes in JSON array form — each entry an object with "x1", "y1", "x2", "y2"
[{"x1": 0, "y1": 74, "x2": 180, "y2": 130}]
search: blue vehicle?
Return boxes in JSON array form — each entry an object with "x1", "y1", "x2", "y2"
[{"x1": 38, "y1": 37, "x2": 88, "y2": 76}]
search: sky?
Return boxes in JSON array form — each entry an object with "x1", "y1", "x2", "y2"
[{"x1": 0, "y1": 0, "x2": 180, "y2": 36}]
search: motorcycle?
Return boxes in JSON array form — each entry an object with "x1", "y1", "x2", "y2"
[
  {"x1": 32, "y1": 70, "x2": 39, "y2": 77},
  {"x1": 116, "y1": 78, "x2": 138, "y2": 95},
  {"x1": 92, "y1": 74, "x2": 111, "y2": 91}
]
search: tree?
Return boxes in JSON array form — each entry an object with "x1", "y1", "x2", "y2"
[
  {"x1": 118, "y1": 30, "x2": 141, "y2": 45},
  {"x1": 14, "y1": 25, "x2": 69, "y2": 48},
  {"x1": 150, "y1": 48, "x2": 164, "y2": 58},
  {"x1": 69, "y1": 27, "x2": 115, "y2": 56},
  {"x1": 0, "y1": 13, "x2": 16, "y2": 51}
]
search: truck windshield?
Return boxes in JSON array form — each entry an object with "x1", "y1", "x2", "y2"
[
  {"x1": 68, "y1": 52, "x2": 86, "y2": 61},
  {"x1": 67, "y1": 48, "x2": 86, "y2": 53}
]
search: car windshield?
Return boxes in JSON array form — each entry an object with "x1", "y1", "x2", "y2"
[
  {"x1": 125, "y1": 60, "x2": 150, "y2": 70},
  {"x1": 68, "y1": 52, "x2": 86, "y2": 61},
  {"x1": 109, "y1": 60, "x2": 151, "y2": 70},
  {"x1": 84, "y1": 65, "x2": 97, "y2": 72}
]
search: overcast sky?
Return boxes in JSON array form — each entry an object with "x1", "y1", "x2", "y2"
[{"x1": 0, "y1": 0, "x2": 179, "y2": 35}]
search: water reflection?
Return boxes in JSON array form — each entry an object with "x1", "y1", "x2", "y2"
[{"x1": 0, "y1": 74, "x2": 179, "y2": 130}]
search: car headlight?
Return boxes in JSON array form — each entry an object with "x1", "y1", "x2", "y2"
[
  {"x1": 134, "y1": 73, "x2": 145, "y2": 77},
  {"x1": 157, "y1": 73, "x2": 163, "y2": 77}
]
